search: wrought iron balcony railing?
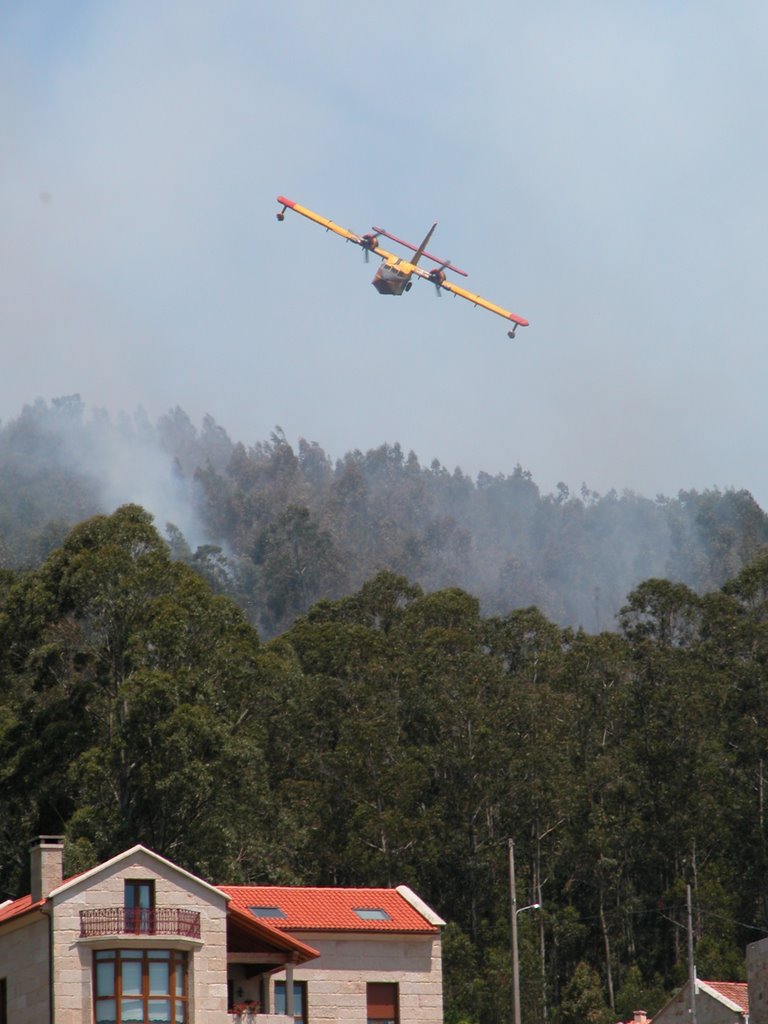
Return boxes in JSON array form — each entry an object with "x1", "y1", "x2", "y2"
[{"x1": 79, "y1": 907, "x2": 201, "y2": 939}]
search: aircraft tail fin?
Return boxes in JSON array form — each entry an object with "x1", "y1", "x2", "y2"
[{"x1": 411, "y1": 223, "x2": 437, "y2": 266}]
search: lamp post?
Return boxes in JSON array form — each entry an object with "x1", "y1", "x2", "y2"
[
  {"x1": 687, "y1": 883, "x2": 697, "y2": 1024},
  {"x1": 509, "y1": 839, "x2": 541, "y2": 1024}
]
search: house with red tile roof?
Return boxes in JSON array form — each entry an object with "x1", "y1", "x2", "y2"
[
  {"x1": 650, "y1": 979, "x2": 748, "y2": 1024},
  {"x1": 0, "y1": 838, "x2": 444, "y2": 1024},
  {"x1": 219, "y1": 884, "x2": 445, "y2": 1024}
]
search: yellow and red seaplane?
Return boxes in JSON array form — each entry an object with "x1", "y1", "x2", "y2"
[{"x1": 276, "y1": 196, "x2": 529, "y2": 338}]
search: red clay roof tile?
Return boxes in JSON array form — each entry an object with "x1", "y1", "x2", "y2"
[
  {"x1": 0, "y1": 894, "x2": 44, "y2": 926},
  {"x1": 700, "y1": 981, "x2": 748, "y2": 1013},
  {"x1": 219, "y1": 886, "x2": 438, "y2": 933}
]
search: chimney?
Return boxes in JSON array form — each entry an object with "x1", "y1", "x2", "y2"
[{"x1": 29, "y1": 836, "x2": 65, "y2": 902}]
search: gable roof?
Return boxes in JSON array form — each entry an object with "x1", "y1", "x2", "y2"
[
  {"x1": 698, "y1": 981, "x2": 749, "y2": 1014},
  {"x1": 48, "y1": 844, "x2": 225, "y2": 902},
  {"x1": 0, "y1": 845, "x2": 224, "y2": 932},
  {"x1": 218, "y1": 884, "x2": 443, "y2": 934}
]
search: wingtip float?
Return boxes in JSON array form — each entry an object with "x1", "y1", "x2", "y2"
[{"x1": 276, "y1": 195, "x2": 529, "y2": 338}]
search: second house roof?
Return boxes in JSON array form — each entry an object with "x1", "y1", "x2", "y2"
[{"x1": 218, "y1": 885, "x2": 442, "y2": 934}]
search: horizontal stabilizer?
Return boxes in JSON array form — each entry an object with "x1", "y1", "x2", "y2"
[{"x1": 372, "y1": 226, "x2": 468, "y2": 277}]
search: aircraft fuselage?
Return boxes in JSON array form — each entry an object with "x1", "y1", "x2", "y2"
[{"x1": 372, "y1": 257, "x2": 415, "y2": 296}]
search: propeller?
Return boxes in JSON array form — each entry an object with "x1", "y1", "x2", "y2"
[
  {"x1": 429, "y1": 267, "x2": 447, "y2": 296},
  {"x1": 360, "y1": 234, "x2": 379, "y2": 263}
]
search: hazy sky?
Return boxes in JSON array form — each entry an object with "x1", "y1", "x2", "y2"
[{"x1": 4, "y1": 2, "x2": 768, "y2": 506}]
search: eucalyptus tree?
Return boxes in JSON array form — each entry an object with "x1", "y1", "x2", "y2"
[{"x1": 0, "y1": 504, "x2": 282, "y2": 889}]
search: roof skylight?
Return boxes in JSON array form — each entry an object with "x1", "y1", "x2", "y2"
[
  {"x1": 249, "y1": 906, "x2": 286, "y2": 919},
  {"x1": 352, "y1": 907, "x2": 391, "y2": 921}
]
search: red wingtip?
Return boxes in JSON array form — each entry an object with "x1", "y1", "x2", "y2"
[
  {"x1": 508, "y1": 314, "x2": 529, "y2": 327},
  {"x1": 276, "y1": 196, "x2": 295, "y2": 208}
]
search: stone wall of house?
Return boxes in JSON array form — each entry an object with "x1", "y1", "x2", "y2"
[
  {"x1": 49, "y1": 848, "x2": 229, "y2": 1024},
  {"x1": 269, "y1": 932, "x2": 443, "y2": 1024},
  {"x1": 748, "y1": 938, "x2": 768, "y2": 1024},
  {"x1": 0, "y1": 912, "x2": 51, "y2": 1024}
]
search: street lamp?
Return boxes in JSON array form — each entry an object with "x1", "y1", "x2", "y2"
[{"x1": 509, "y1": 839, "x2": 541, "y2": 1024}]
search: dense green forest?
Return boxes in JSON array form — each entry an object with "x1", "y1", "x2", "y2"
[
  {"x1": 3, "y1": 503, "x2": 768, "y2": 1024},
  {"x1": 2, "y1": 397, "x2": 768, "y2": 640}
]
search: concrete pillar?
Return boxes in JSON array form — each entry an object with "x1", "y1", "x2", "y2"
[{"x1": 286, "y1": 964, "x2": 294, "y2": 1017}]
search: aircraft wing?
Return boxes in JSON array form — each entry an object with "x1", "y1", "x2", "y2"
[
  {"x1": 276, "y1": 196, "x2": 392, "y2": 259},
  {"x1": 277, "y1": 195, "x2": 529, "y2": 334},
  {"x1": 412, "y1": 266, "x2": 529, "y2": 331}
]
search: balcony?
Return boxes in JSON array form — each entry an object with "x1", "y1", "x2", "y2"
[{"x1": 79, "y1": 907, "x2": 201, "y2": 939}]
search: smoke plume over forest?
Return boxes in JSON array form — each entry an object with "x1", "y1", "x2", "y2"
[{"x1": 2, "y1": 395, "x2": 766, "y2": 638}]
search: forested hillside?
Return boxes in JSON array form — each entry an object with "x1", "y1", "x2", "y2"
[
  {"x1": 2, "y1": 505, "x2": 768, "y2": 1024},
  {"x1": 1, "y1": 396, "x2": 767, "y2": 637}
]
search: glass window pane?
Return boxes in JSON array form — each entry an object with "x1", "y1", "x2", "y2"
[
  {"x1": 248, "y1": 905, "x2": 286, "y2": 918},
  {"x1": 274, "y1": 982, "x2": 286, "y2": 1015},
  {"x1": 121, "y1": 961, "x2": 142, "y2": 996},
  {"x1": 174, "y1": 1002, "x2": 185, "y2": 1023},
  {"x1": 125, "y1": 881, "x2": 153, "y2": 909},
  {"x1": 121, "y1": 950, "x2": 143, "y2": 959},
  {"x1": 353, "y1": 908, "x2": 390, "y2": 920},
  {"x1": 147, "y1": 950, "x2": 169, "y2": 960},
  {"x1": 120, "y1": 997, "x2": 145, "y2": 1022},
  {"x1": 95, "y1": 951, "x2": 114, "y2": 961},
  {"x1": 96, "y1": 962, "x2": 115, "y2": 996},
  {"x1": 174, "y1": 964, "x2": 184, "y2": 996},
  {"x1": 275, "y1": 982, "x2": 304, "y2": 1019},
  {"x1": 149, "y1": 961, "x2": 170, "y2": 995},
  {"x1": 95, "y1": 1000, "x2": 116, "y2": 1024},
  {"x1": 147, "y1": 997, "x2": 171, "y2": 1022}
]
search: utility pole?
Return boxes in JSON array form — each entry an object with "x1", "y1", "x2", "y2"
[
  {"x1": 687, "y1": 884, "x2": 697, "y2": 1024},
  {"x1": 510, "y1": 839, "x2": 521, "y2": 1024},
  {"x1": 509, "y1": 839, "x2": 541, "y2": 1024}
]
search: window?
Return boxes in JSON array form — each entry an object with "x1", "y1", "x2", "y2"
[
  {"x1": 248, "y1": 905, "x2": 286, "y2": 919},
  {"x1": 93, "y1": 949, "x2": 187, "y2": 1024},
  {"x1": 0, "y1": 977, "x2": 6, "y2": 1024},
  {"x1": 353, "y1": 907, "x2": 390, "y2": 921},
  {"x1": 274, "y1": 980, "x2": 307, "y2": 1024},
  {"x1": 367, "y1": 982, "x2": 398, "y2": 1024},
  {"x1": 124, "y1": 879, "x2": 155, "y2": 934}
]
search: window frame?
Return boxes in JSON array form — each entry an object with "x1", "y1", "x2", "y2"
[
  {"x1": 92, "y1": 948, "x2": 188, "y2": 1024},
  {"x1": 274, "y1": 979, "x2": 308, "y2": 1024},
  {"x1": 124, "y1": 879, "x2": 156, "y2": 934},
  {"x1": 366, "y1": 981, "x2": 399, "y2": 1024}
]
